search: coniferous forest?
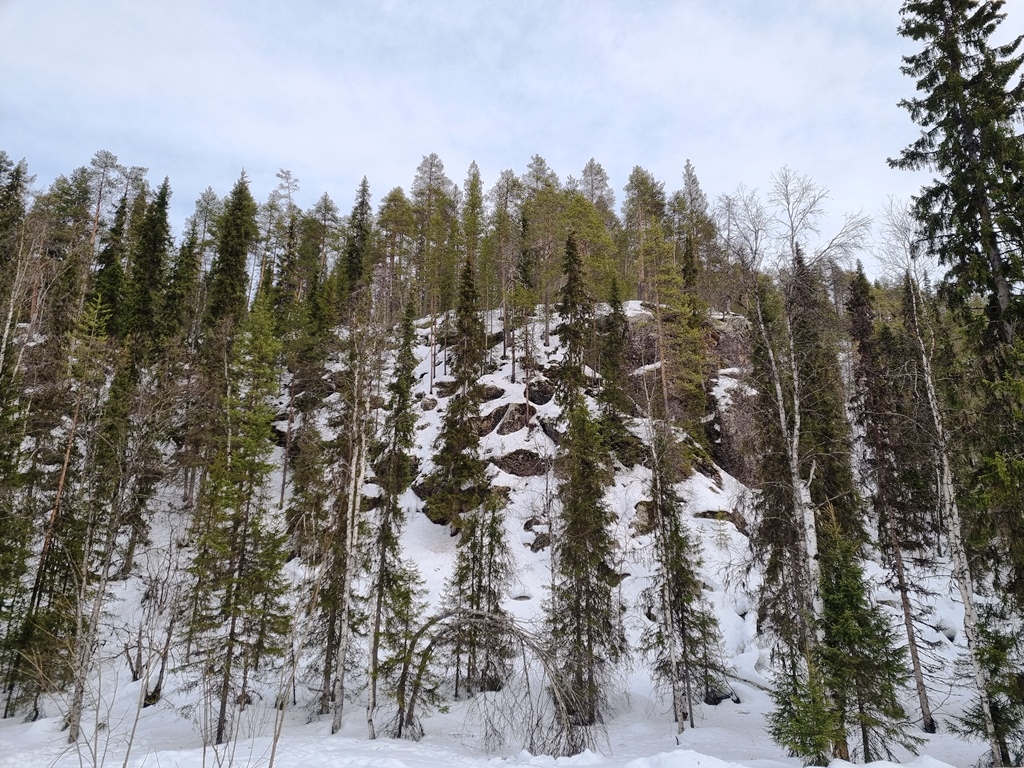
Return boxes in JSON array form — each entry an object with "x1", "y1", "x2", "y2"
[{"x1": 2, "y1": 2, "x2": 1024, "y2": 766}]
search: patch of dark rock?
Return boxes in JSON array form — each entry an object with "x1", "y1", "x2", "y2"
[
  {"x1": 271, "y1": 420, "x2": 289, "y2": 449},
  {"x1": 477, "y1": 404, "x2": 508, "y2": 436},
  {"x1": 369, "y1": 394, "x2": 386, "y2": 410},
  {"x1": 362, "y1": 494, "x2": 383, "y2": 512},
  {"x1": 539, "y1": 417, "x2": 563, "y2": 446},
  {"x1": 412, "y1": 475, "x2": 440, "y2": 504},
  {"x1": 529, "y1": 532, "x2": 551, "y2": 552},
  {"x1": 497, "y1": 402, "x2": 536, "y2": 434},
  {"x1": 694, "y1": 509, "x2": 748, "y2": 535},
  {"x1": 491, "y1": 449, "x2": 551, "y2": 477},
  {"x1": 609, "y1": 430, "x2": 648, "y2": 469},
  {"x1": 420, "y1": 396, "x2": 438, "y2": 412},
  {"x1": 631, "y1": 500, "x2": 656, "y2": 536},
  {"x1": 526, "y1": 378, "x2": 555, "y2": 406},
  {"x1": 433, "y1": 380, "x2": 457, "y2": 398},
  {"x1": 705, "y1": 687, "x2": 741, "y2": 706},
  {"x1": 523, "y1": 515, "x2": 543, "y2": 532},
  {"x1": 486, "y1": 330, "x2": 505, "y2": 349},
  {"x1": 691, "y1": 446, "x2": 723, "y2": 486},
  {"x1": 479, "y1": 384, "x2": 505, "y2": 402},
  {"x1": 490, "y1": 485, "x2": 512, "y2": 506}
]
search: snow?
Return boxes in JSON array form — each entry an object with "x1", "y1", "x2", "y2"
[{"x1": 0, "y1": 305, "x2": 994, "y2": 768}]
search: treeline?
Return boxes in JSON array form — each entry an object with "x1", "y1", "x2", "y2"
[
  {"x1": 0, "y1": 1, "x2": 1022, "y2": 765},
  {"x1": 0, "y1": 143, "x2": 730, "y2": 757}
]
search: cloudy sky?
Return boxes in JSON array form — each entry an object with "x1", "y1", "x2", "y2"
[{"x1": 2, "y1": 0, "x2": 1023, "y2": 259}]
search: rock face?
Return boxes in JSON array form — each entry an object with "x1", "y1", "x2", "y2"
[
  {"x1": 526, "y1": 378, "x2": 555, "y2": 406},
  {"x1": 497, "y1": 402, "x2": 535, "y2": 434},
  {"x1": 477, "y1": 404, "x2": 509, "y2": 436},
  {"x1": 694, "y1": 508, "x2": 748, "y2": 535},
  {"x1": 631, "y1": 500, "x2": 655, "y2": 536},
  {"x1": 490, "y1": 449, "x2": 551, "y2": 477}
]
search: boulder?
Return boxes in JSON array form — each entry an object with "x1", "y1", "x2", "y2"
[
  {"x1": 497, "y1": 402, "x2": 536, "y2": 434},
  {"x1": 477, "y1": 404, "x2": 509, "y2": 436},
  {"x1": 491, "y1": 449, "x2": 551, "y2": 477}
]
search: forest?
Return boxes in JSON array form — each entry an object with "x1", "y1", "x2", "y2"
[{"x1": 1, "y1": 2, "x2": 1024, "y2": 767}]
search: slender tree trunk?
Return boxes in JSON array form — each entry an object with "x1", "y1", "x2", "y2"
[
  {"x1": 888, "y1": 524, "x2": 936, "y2": 732},
  {"x1": 752, "y1": 291, "x2": 821, "y2": 645},
  {"x1": 907, "y1": 279, "x2": 1001, "y2": 765},
  {"x1": 331, "y1": 375, "x2": 366, "y2": 735}
]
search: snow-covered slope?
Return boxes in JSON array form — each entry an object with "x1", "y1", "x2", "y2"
[{"x1": 0, "y1": 304, "x2": 991, "y2": 768}]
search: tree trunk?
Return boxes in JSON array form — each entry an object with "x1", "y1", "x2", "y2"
[{"x1": 907, "y1": 278, "x2": 1002, "y2": 765}]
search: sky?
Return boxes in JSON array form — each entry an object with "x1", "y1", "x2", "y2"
[{"x1": 2, "y1": 0, "x2": 1023, "y2": 267}]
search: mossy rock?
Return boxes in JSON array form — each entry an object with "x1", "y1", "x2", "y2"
[
  {"x1": 694, "y1": 508, "x2": 748, "y2": 535},
  {"x1": 491, "y1": 449, "x2": 552, "y2": 477},
  {"x1": 526, "y1": 378, "x2": 555, "y2": 405},
  {"x1": 497, "y1": 402, "x2": 536, "y2": 434},
  {"x1": 477, "y1": 404, "x2": 509, "y2": 436}
]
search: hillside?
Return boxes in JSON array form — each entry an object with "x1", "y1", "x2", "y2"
[{"x1": 0, "y1": 301, "x2": 994, "y2": 768}]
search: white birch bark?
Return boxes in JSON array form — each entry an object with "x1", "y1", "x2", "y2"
[{"x1": 906, "y1": 276, "x2": 1002, "y2": 765}]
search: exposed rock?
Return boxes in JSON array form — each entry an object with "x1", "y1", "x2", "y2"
[
  {"x1": 529, "y1": 532, "x2": 551, "y2": 552},
  {"x1": 433, "y1": 380, "x2": 457, "y2": 397},
  {"x1": 610, "y1": 431, "x2": 648, "y2": 469},
  {"x1": 491, "y1": 485, "x2": 512, "y2": 506},
  {"x1": 477, "y1": 404, "x2": 509, "y2": 436},
  {"x1": 526, "y1": 378, "x2": 555, "y2": 406},
  {"x1": 491, "y1": 449, "x2": 551, "y2": 477},
  {"x1": 497, "y1": 402, "x2": 536, "y2": 434},
  {"x1": 523, "y1": 515, "x2": 543, "y2": 532},
  {"x1": 480, "y1": 384, "x2": 505, "y2": 402},
  {"x1": 270, "y1": 418, "x2": 289, "y2": 449},
  {"x1": 420, "y1": 396, "x2": 438, "y2": 412},
  {"x1": 369, "y1": 394, "x2": 386, "y2": 410},
  {"x1": 486, "y1": 330, "x2": 505, "y2": 349},
  {"x1": 539, "y1": 417, "x2": 563, "y2": 446},
  {"x1": 631, "y1": 500, "x2": 656, "y2": 536},
  {"x1": 694, "y1": 508, "x2": 748, "y2": 535}
]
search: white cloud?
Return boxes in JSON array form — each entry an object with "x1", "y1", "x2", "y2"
[{"x1": 1, "y1": 0, "x2": 1022, "y2": 265}]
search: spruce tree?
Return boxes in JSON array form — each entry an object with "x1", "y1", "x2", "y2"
[
  {"x1": 206, "y1": 172, "x2": 259, "y2": 330},
  {"x1": 849, "y1": 266, "x2": 942, "y2": 736},
  {"x1": 595, "y1": 276, "x2": 636, "y2": 464},
  {"x1": 124, "y1": 176, "x2": 172, "y2": 348},
  {"x1": 425, "y1": 249, "x2": 488, "y2": 529},
  {"x1": 547, "y1": 234, "x2": 624, "y2": 749},
  {"x1": 365, "y1": 302, "x2": 426, "y2": 736},
  {"x1": 89, "y1": 194, "x2": 128, "y2": 337},
  {"x1": 641, "y1": 428, "x2": 724, "y2": 735},
  {"x1": 892, "y1": 0, "x2": 1024, "y2": 347},
  {"x1": 893, "y1": 5, "x2": 1024, "y2": 759},
  {"x1": 344, "y1": 176, "x2": 373, "y2": 292},
  {"x1": 183, "y1": 290, "x2": 290, "y2": 746},
  {"x1": 814, "y1": 516, "x2": 918, "y2": 762}
]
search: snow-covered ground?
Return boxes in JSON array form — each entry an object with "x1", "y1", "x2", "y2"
[{"x1": 0, "y1": 304, "x2": 993, "y2": 768}]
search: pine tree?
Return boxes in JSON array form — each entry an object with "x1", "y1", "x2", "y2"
[{"x1": 621, "y1": 166, "x2": 666, "y2": 302}]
